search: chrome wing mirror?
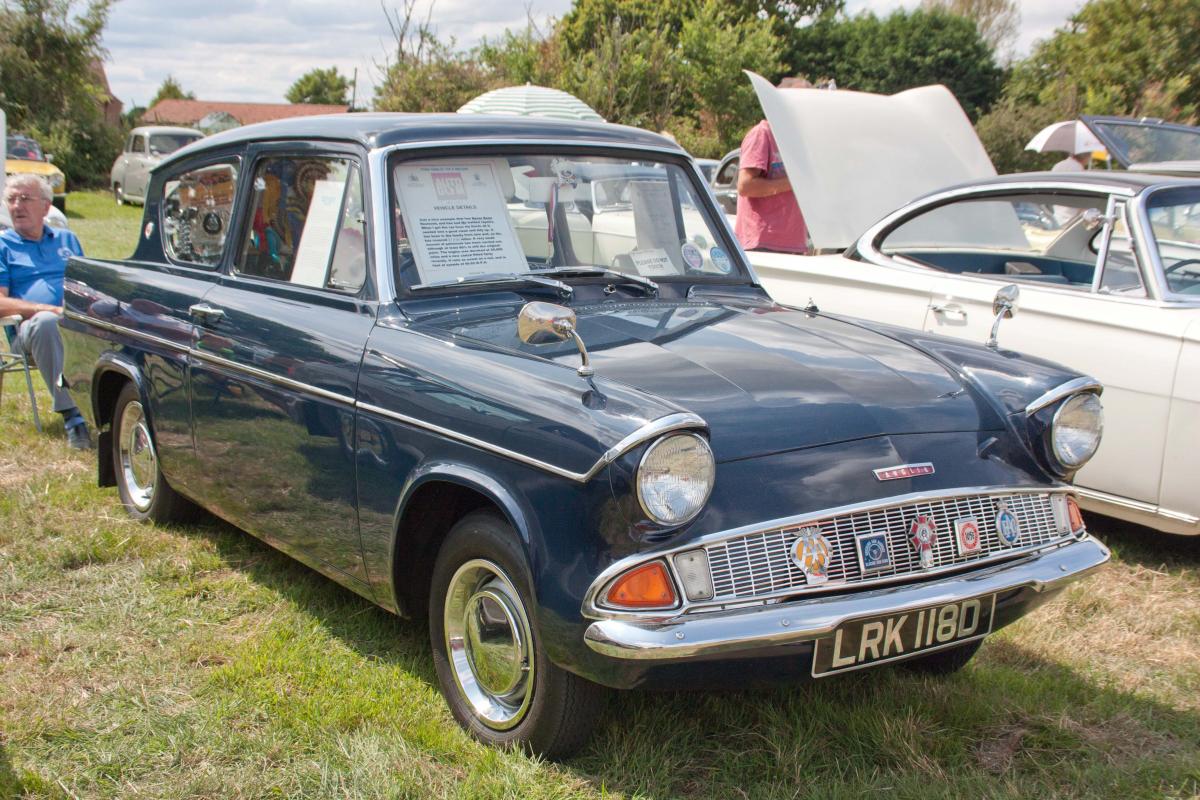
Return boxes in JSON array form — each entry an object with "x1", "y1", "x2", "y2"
[
  {"x1": 987, "y1": 284, "x2": 1019, "y2": 349},
  {"x1": 518, "y1": 302, "x2": 594, "y2": 377}
]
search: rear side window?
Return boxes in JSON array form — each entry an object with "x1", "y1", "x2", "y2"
[
  {"x1": 161, "y1": 161, "x2": 240, "y2": 268},
  {"x1": 235, "y1": 155, "x2": 366, "y2": 293}
]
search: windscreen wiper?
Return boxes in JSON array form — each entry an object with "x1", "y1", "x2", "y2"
[
  {"x1": 536, "y1": 266, "x2": 658, "y2": 296},
  {"x1": 411, "y1": 272, "x2": 572, "y2": 299}
]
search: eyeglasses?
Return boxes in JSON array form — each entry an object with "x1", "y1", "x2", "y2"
[{"x1": 4, "y1": 193, "x2": 47, "y2": 205}]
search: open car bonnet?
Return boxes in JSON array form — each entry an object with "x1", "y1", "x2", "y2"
[{"x1": 746, "y1": 72, "x2": 996, "y2": 251}]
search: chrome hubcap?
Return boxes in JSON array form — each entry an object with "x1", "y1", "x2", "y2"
[
  {"x1": 444, "y1": 559, "x2": 534, "y2": 730},
  {"x1": 118, "y1": 400, "x2": 157, "y2": 512}
]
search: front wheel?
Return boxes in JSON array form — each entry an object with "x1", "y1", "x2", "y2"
[
  {"x1": 113, "y1": 184, "x2": 125, "y2": 205},
  {"x1": 112, "y1": 382, "x2": 195, "y2": 523},
  {"x1": 430, "y1": 511, "x2": 606, "y2": 758}
]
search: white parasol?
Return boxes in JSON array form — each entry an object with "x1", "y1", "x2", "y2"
[
  {"x1": 1025, "y1": 120, "x2": 1105, "y2": 155},
  {"x1": 457, "y1": 85, "x2": 604, "y2": 122}
]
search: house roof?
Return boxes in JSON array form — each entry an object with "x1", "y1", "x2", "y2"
[{"x1": 140, "y1": 99, "x2": 349, "y2": 127}]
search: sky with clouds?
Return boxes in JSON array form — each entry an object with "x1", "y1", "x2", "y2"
[{"x1": 102, "y1": 0, "x2": 1086, "y2": 109}]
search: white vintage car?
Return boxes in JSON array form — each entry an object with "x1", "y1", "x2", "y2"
[{"x1": 743, "y1": 75, "x2": 1200, "y2": 536}]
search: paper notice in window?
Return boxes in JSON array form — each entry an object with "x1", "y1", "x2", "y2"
[
  {"x1": 394, "y1": 162, "x2": 528, "y2": 282},
  {"x1": 291, "y1": 179, "x2": 348, "y2": 288},
  {"x1": 630, "y1": 180, "x2": 682, "y2": 270},
  {"x1": 629, "y1": 248, "x2": 676, "y2": 276}
]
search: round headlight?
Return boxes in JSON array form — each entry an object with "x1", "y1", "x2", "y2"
[
  {"x1": 1051, "y1": 393, "x2": 1103, "y2": 469},
  {"x1": 636, "y1": 433, "x2": 715, "y2": 526}
]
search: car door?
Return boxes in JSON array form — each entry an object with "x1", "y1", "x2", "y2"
[
  {"x1": 877, "y1": 190, "x2": 1182, "y2": 508},
  {"x1": 189, "y1": 146, "x2": 376, "y2": 593}
]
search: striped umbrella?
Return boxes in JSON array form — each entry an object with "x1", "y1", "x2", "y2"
[{"x1": 457, "y1": 84, "x2": 605, "y2": 122}]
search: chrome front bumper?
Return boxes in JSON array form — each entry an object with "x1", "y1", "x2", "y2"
[{"x1": 583, "y1": 536, "x2": 1109, "y2": 660}]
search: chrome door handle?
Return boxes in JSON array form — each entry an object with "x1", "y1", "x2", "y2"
[
  {"x1": 188, "y1": 303, "x2": 225, "y2": 323},
  {"x1": 929, "y1": 302, "x2": 966, "y2": 321}
]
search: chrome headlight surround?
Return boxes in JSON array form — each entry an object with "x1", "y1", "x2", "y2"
[
  {"x1": 636, "y1": 432, "x2": 715, "y2": 527},
  {"x1": 1050, "y1": 392, "x2": 1103, "y2": 470}
]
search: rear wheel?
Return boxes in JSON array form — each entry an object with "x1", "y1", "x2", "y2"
[
  {"x1": 112, "y1": 382, "x2": 195, "y2": 523},
  {"x1": 430, "y1": 511, "x2": 606, "y2": 758},
  {"x1": 901, "y1": 638, "x2": 983, "y2": 675}
]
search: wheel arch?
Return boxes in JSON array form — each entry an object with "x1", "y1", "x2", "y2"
[
  {"x1": 389, "y1": 462, "x2": 537, "y2": 617},
  {"x1": 91, "y1": 355, "x2": 148, "y2": 488}
]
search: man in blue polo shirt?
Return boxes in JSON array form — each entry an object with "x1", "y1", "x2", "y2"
[{"x1": 1, "y1": 174, "x2": 90, "y2": 448}]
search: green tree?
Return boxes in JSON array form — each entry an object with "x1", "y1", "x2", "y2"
[
  {"x1": 1005, "y1": 0, "x2": 1200, "y2": 122},
  {"x1": 286, "y1": 66, "x2": 350, "y2": 105},
  {"x1": 148, "y1": 74, "x2": 194, "y2": 107},
  {"x1": 0, "y1": 0, "x2": 120, "y2": 186},
  {"x1": 787, "y1": 9, "x2": 1002, "y2": 119}
]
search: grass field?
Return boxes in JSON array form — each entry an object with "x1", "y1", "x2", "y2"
[{"x1": 1, "y1": 193, "x2": 1198, "y2": 798}]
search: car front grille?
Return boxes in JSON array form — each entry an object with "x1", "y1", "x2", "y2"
[{"x1": 701, "y1": 491, "x2": 1071, "y2": 602}]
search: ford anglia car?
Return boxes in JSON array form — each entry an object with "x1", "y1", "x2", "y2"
[{"x1": 60, "y1": 114, "x2": 1110, "y2": 757}]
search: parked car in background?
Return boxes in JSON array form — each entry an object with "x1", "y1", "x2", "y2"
[
  {"x1": 110, "y1": 125, "x2": 203, "y2": 205},
  {"x1": 711, "y1": 148, "x2": 739, "y2": 215},
  {"x1": 0, "y1": 111, "x2": 69, "y2": 229},
  {"x1": 61, "y1": 113, "x2": 1108, "y2": 757},
  {"x1": 5, "y1": 133, "x2": 67, "y2": 211},
  {"x1": 742, "y1": 73, "x2": 1200, "y2": 536},
  {"x1": 694, "y1": 157, "x2": 719, "y2": 182}
]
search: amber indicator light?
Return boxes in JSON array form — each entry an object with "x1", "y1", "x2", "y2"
[
  {"x1": 1067, "y1": 497, "x2": 1086, "y2": 533},
  {"x1": 605, "y1": 561, "x2": 677, "y2": 608}
]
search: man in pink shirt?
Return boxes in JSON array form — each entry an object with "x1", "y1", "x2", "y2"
[{"x1": 735, "y1": 120, "x2": 808, "y2": 254}]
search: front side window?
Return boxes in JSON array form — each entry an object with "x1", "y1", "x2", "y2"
[
  {"x1": 391, "y1": 153, "x2": 742, "y2": 290},
  {"x1": 236, "y1": 155, "x2": 366, "y2": 293},
  {"x1": 132, "y1": 134, "x2": 147, "y2": 154},
  {"x1": 879, "y1": 193, "x2": 1109, "y2": 289},
  {"x1": 1146, "y1": 186, "x2": 1200, "y2": 296},
  {"x1": 161, "y1": 161, "x2": 239, "y2": 268}
]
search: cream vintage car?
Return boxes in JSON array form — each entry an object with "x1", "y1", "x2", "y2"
[{"x1": 742, "y1": 74, "x2": 1200, "y2": 536}]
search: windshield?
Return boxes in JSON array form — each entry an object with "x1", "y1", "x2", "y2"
[
  {"x1": 390, "y1": 152, "x2": 743, "y2": 290},
  {"x1": 1146, "y1": 186, "x2": 1200, "y2": 295},
  {"x1": 149, "y1": 133, "x2": 202, "y2": 156},
  {"x1": 1089, "y1": 119, "x2": 1200, "y2": 166},
  {"x1": 6, "y1": 137, "x2": 43, "y2": 161}
]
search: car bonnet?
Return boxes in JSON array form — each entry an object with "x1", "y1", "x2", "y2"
[
  {"x1": 435, "y1": 299, "x2": 999, "y2": 463},
  {"x1": 745, "y1": 71, "x2": 996, "y2": 252}
]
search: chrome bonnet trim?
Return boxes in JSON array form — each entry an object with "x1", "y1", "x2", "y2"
[
  {"x1": 581, "y1": 484, "x2": 1073, "y2": 621},
  {"x1": 584, "y1": 535, "x2": 1110, "y2": 660},
  {"x1": 1025, "y1": 376, "x2": 1103, "y2": 416}
]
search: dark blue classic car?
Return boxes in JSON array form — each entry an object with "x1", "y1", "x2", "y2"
[{"x1": 61, "y1": 114, "x2": 1110, "y2": 757}]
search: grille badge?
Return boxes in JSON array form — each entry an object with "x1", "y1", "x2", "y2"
[
  {"x1": 908, "y1": 514, "x2": 938, "y2": 569},
  {"x1": 791, "y1": 527, "x2": 833, "y2": 585},
  {"x1": 995, "y1": 500, "x2": 1021, "y2": 545},
  {"x1": 874, "y1": 462, "x2": 935, "y2": 481}
]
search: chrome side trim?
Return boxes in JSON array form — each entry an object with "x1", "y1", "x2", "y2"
[
  {"x1": 188, "y1": 348, "x2": 357, "y2": 407},
  {"x1": 358, "y1": 402, "x2": 705, "y2": 483},
  {"x1": 1074, "y1": 486, "x2": 1200, "y2": 526},
  {"x1": 64, "y1": 310, "x2": 189, "y2": 355},
  {"x1": 582, "y1": 484, "x2": 1072, "y2": 621},
  {"x1": 1025, "y1": 376, "x2": 1103, "y2": 416},
  {"x1": 583, "y1": 536, "x2": 1110, "y2": 660},
  {"x1": 68, "y1": 312, "x2": 709, "y2": 485}
]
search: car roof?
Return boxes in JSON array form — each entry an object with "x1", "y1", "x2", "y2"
[
  {"x1": 133, "y1": 126, "x2": 203, "y2": 135},
  {"x1": 162, "y1": 113, "x2": 684, "y2": 167}
]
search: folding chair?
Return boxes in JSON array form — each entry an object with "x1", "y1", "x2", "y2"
[{"x1": 0, "y1": 314, "x2": 42, "y2": 432}]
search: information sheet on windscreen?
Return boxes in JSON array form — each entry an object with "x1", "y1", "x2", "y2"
[{"x1": 394, "y1": 162, "x2": 528, "y2": 282}]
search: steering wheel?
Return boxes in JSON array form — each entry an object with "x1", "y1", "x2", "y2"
[{"x1": 1163, "y1": 258, "x2": 1200, "y2": 275}]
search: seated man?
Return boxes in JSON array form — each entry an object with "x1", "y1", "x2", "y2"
[{"x1": 0, "y1": 174, "x2": 90, "y2": 448}]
